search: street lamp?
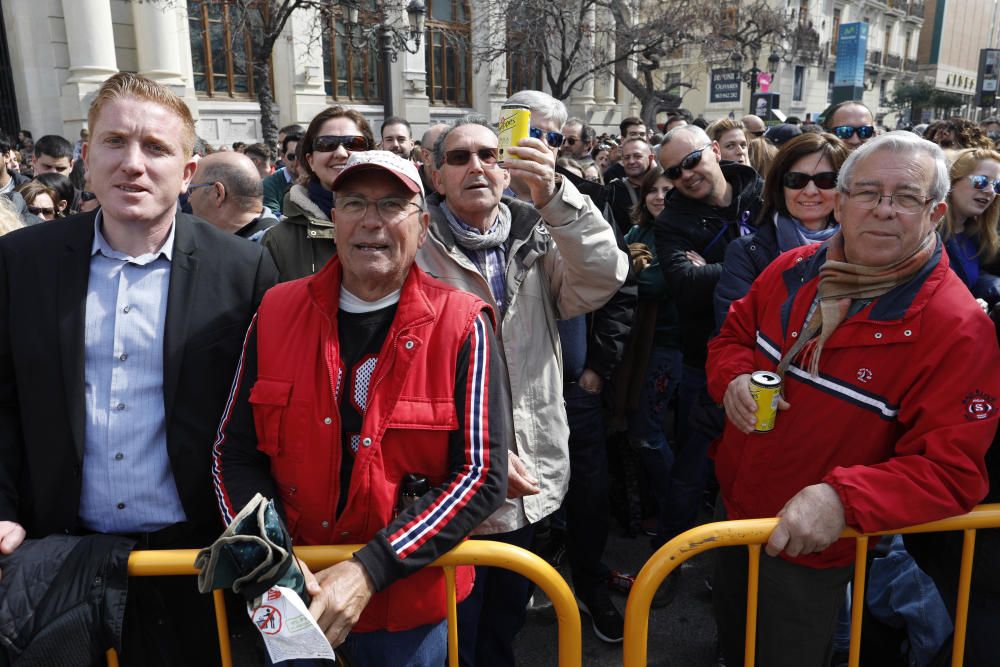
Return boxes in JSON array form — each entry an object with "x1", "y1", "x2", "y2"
[
  {"x1": 342, "y1": 0, "x2": 426, "y2": 119},
  {"x1": 731, "y1": 47, "x2": 781, "y2": 114}
]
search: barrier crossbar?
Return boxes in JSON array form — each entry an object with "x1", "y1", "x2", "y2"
[
  {"x1": 623, "y1": 503, "x2": 1000, "y2": 667},
  {"x1": 106, "y1": 540, "x2": 582, "y2": 667}
]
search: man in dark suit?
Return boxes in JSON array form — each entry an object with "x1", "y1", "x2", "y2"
[{"x1": 0, "y1": 73, "x2": 278, "y2": 665}]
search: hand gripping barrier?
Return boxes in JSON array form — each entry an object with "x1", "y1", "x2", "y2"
[
  {"x1": 622, "y1": 503, "x2": 1000, "y2": 667},
  {"x1": 106, "y1": 539, "x2": 582, "y2": 667}
]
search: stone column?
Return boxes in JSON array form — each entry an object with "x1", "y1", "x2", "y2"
[
  {"x1": 131, "y1": 2, "x2": 187, "y2": 88},
  {"x1": 59, "y1": 0, "x2": 118, "y2": 134}
]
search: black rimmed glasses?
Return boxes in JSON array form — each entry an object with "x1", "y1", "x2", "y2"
[
  {"x1": 783, "y1": 171, "x2": 838, "y2": 190},
  {"x1": 312, "y1": 135, "x2": 370, "y2": 153},
  {"x1": 664, "y1": 144, "x2": 712, "y2": 180},
  {"x1": 336, "y1": 195, "x2": 423, "y2": 224}
]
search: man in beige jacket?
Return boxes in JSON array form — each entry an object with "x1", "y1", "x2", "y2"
[{"x1": 416, "y1": 102, "x2": 628, "y2": 665}]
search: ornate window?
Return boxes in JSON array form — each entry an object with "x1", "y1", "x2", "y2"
[
  {"x1": 424, "y1": 0, "x2": 472, "y2": 106},
  {"x1": 322, "y1": 3, "x2": 383, "y2": 103},
  {"x1": 187, "y1": 0, "x2": 268, "y2": 97}
]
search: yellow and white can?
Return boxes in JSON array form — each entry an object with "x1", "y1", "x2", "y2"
[
  {"x1": 497, "y1": 103, "x2": 530, "y2": 165},
  {"x1": 749, "y1": 371, "x2": 782, "y2": 433}
]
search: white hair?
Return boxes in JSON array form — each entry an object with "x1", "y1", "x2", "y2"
[
  {"x1": 504, "y1": 90, "x2": 568, "y2": 129},
  {"x1": 837, "y1": 131, "x2": 950, "y2": 204}
]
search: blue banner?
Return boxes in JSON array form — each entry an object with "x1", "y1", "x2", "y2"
[{"x1": 834, "y1": 22, "x2": 868, "y2": 87}]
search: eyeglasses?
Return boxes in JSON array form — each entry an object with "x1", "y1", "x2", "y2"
[
  {"x1": 783, "y1": 171, "x2": 838, "y2": 190},
  {"x1": 564, "y1": 137, "x2": 579, "y2": 146},
  {"x1": 285, "y1": 152, "x2": 298, "y2": 162},
  {"x1": 28, "y1": 206, "x2": 55, "y2": 216},
  {"x1": 312, "y1": 135, "x2": 370, "y2": 153},
  {"x1": 444, "y1": 147, "x2": 500, "y2": 167},
  {"x1": 80, "y1": 191, "x2": 97, "y2": 202},
  {"x1": 186, "y1": 183, "x2": 215, "y2": 197},
  {"x1": 846, "y1": 190, "x2": 933, "y2": 213},
  {"x1": 966, "y1": 174, "x2": 1000, "y2": 194},
  {"x1": 664, "y1": 144, "x2": 712, "y2": 180},
  {"x1": 749, "y1": 130, "x2": 765, "y2": 138},
  {"x1": 831, "y1": 125, "x2": 876, "y2": 141},
  {"x1": 529, "y1": 127, "x2": 565, "y2": 148},
  {"x1": 336, "y1": 195, "x2": 423, "y2": 224}
]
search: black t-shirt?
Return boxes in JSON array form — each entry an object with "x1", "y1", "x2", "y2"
[{"x1": 336, "y1": 304, "x2": 397, "y2": 517}]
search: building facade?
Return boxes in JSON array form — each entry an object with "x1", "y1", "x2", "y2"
[
  {"x1": 1, "y1": 0, "x2": 637, "y2": 146},
  {"x1": 653, "y1": 0, "x2": 925, "y2": 127}
]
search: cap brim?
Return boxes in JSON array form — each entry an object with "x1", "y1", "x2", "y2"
[{"x1": 332, "y1": 163, "x2": 422, "y2": 196}]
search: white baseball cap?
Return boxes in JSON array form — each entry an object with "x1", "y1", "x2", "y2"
[{"x1": 332, "y1": 150, "x2": 424, "y2": 198}]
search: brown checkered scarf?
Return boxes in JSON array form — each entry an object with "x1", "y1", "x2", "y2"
[{"x1": 776, "y1": 230, "x2": 937, "y2": 378}]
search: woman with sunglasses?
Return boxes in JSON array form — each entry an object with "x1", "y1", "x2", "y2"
[
  {"x1": 14, "y1": 180, "x2": 59, "y2": 222},
  {"x1": 715, "y1": 132, "x2": 850, "y2": 329},
  {"x1": 261, "y1": 106, "x2": 374, "y2": 281},
  {"x1": 940, "y1": 148, "x2": 1000, "y2": 305}
]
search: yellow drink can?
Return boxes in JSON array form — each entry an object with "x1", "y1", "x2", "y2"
[
  {"x1": 749, "y1": 371, "x2": 782, "y2": 433},
  {"x1": 498, "y1": 103, "x2": 530, "y2": 165}
]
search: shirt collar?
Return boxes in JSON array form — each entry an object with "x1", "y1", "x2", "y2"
[{"x1": 91, "y1": 209, "x2": 176, "y2": 264}]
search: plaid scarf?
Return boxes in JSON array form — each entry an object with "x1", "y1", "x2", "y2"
[{"x1": 777, "y1": 231, "x2": 937, "y2": 378}]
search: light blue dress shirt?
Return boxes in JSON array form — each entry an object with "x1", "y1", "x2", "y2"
[{"x1": 79, "y1": 212, "x2": 188, "y2": 533}]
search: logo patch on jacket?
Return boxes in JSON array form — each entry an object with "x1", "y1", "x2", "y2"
[{"x1": 963, "y1": 390, "x2": 996, "y2": 421}]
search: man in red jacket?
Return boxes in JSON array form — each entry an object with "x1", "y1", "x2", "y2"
[
  {"x1": 213, "y1": 150, "x2": 509, "y2": 666},
  {"x1": 707, "y1": 131, "x2": 1000, "y2": 667}
]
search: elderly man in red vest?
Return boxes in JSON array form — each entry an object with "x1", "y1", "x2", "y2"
[{"x1": 213, "y1": 151, "x2": 509, "y2": 666}]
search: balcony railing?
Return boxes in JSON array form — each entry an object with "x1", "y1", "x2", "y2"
[
  {"x1": 885, "y1": 53, "x2": 902, "y2": 70},
  {"x1": 868, "y1": 50, "x2": 883, "y2": 66},
  {"x1": 908, "y1": 1, "x2": 925, "y2": 18}
]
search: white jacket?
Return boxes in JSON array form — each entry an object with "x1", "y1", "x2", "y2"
[{"x1": 417, "y1": 177, "x2": 629, "y2": 533}]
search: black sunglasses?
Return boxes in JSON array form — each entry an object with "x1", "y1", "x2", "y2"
[
  {"x1": 285, "y1": 152, "x2": 298, "y2": 162},
  {"x1": 529, "y1": 127, "x2": 564, "y2": 148},
  {"x1": 564, "y1": 137, "x2": 580, "y2": 146},
  {"x1": 80, "y1": 191, "x2": 97, "y2": 202},
  {"x1": 664, "y1": 144, "x2": 712, "y2": 180},
  {"x1": 444, "y1": 147, "x2": 500, "y2": 167},
  {"x1": 783, "y1": 171, "x2": 838, "y2": 190},
  {"x1": 832, "y1": 125, "x2": 875, "y2": 141},
  {"x1": 967, "y1": 174, "x2": 1000, "y2": 194},
  {"x1": 312, "y1": 135, "x2": 369, "y2": 153},
  {"x1": 28, "y1": 206, "x2": 55, "y2": 216},
  {"x1": 749, "y1": 130, "x2": 765, "y2": 138}
]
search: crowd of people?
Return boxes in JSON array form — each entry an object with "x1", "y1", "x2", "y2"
[{"x1": 1, "y1": 72, "x2": 999, "y2": 667}]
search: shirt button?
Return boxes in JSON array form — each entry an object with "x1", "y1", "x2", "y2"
[
  {"x1": 362, "y1": 437, "x2": 372, "y2": 447},
  {"x1": 114, "y1": 452, "x2": 124, "y2": 461},
  {"x1": 321, "y1": 520, "x2": 329, "y2": 528},
  {"x1": 119, "y1": 353, "x2": 128, "y2": 361},
  {"x1": 323, "y1": 417, "x2": 332, "y2": 424},
  {"x1": 123, "y1": 305, "x2": 131, "y2": 313},
  {"x1": 117, "y1": 502, "x2": 125, "y2": 510},
  {"x1": 116, "y1": 402, "x2": 125, "y2": 411}
]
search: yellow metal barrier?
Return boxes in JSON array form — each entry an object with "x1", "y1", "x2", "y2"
[
  {"x1": 623, "y1": 503, "x2": 1000, "y2": 667},
  {"x1": 106, "y1": 540, "x2": 581, "y2": 667}
]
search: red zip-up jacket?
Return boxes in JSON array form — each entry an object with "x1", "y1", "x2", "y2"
[
  {"x1": 212, "y1": 258, "x2": 509, "y2": 631},
  {"x1": 708, "y1": 240, "x2": 1000, "y2": 568}
]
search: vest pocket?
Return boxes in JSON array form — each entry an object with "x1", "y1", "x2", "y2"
[{"x1": 249, "y1": 379, "x2": 294, "y2": 457}]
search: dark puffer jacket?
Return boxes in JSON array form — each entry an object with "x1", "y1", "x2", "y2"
[
  {"x1": 653, "y1": 162, "x2": 764, "y2": 368},
  {"x1": 0, "y1": 534, "x2": 134, "y2": 666}
]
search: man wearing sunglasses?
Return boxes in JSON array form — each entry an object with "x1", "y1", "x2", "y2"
[
  {"x1": 605, "y1": 137, "x2": 656, "y2": 235},
  {"x1": 262, "y1": 131, "x2": 302, "y2": 217},
  {"x1": 821, "y1": 100, "x2": 875, "y2": 150},
  {"x1": 418, "y1": 114, "x2": 629, "y2": 659},
  {"x1": 559, "y1": 118, "x2": 594, "y2": 160},
  {"x1": 653, "y1": 124, "x2": 764, "y2": 548},
  {"x1": 708, "y1": 131, "x2": 1000, "y2": 667}
]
